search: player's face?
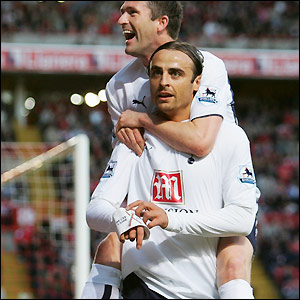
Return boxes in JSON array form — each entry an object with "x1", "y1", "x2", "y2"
[
  {"x1": 149, "y1": 49, "x2": 201, "y2": 121},
  {"x1": 118, "y1": 1, "x2": 161, "y2": 62}
]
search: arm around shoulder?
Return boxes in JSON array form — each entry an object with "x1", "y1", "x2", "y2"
[{"x1": 141, "y1": 114, "x2": 223, "y2": 157}]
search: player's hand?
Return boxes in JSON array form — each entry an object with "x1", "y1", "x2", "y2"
[
  {"x1": 119, "y1": 226, "x2": 145, "y2": 250},
  {"x1": 116, "y1": 127, "x2": 145, "y2": 157},
  {"x1": 126, "y1": 200, "x2": 169, "y2": 229},
  {"x1": 116, "y1": 110, "x2": 145, "y2": 131}
]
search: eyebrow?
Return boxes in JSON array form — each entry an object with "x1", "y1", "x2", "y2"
[
  {"x1": 120, "y1": 5, "x2": 137, "y2": 14},
  {"x1": 151, "y1": 65, "x2": 184, "y2": 72},
  {"x1": 168, "y1": 68, "x2": 184, "y2": 74},
  {"x1": 150, "y1": 65, "x2": 186, "y2": 75},
  {"x1": 150, "y1": 65, "x2": 162, "y2": 71}
]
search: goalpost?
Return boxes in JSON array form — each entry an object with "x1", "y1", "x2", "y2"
[{"x1": 1, "y1": 134, "x2": 91, "y2": 299}]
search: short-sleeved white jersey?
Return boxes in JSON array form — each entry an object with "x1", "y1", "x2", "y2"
[
  {"x1": 106, "y1": 49, "x2": 236, "y2": 131},
  {"x1": 191, "y1": 50, "x2": 236, "y2": 124},
  {"x1": 121, "y1": 122, "x2": 258, "y2": 299}
]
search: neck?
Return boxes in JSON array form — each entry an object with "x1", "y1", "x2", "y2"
[
  {"x1": 157, "y1": 110, "x2": 190, "y2": 122},
  {"x1": 170, "y1": 114, "x2": 190, "y2": 122},
  {"x1": 141, "y1": 36, "x2": 174, "y2": 67}
]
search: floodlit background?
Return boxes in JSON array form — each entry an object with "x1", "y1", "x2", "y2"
[{"x1": 1, "y1": 1, "x2": 299, "y2": 299}]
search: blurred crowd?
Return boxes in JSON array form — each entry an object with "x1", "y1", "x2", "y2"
[
  {"x1": 1, "y1": 98, "x2": 113, "y2": 299},
  {"x1": 1, "y1": 1, "x2": 299, "y2": 48},
  {"x1": 2, "y1": 194, "x2": 74, "y2": 298},
  {"x1": 35, "y1": 99, "x2": 114, "y2": 190},
  {"x1": 2, "y1": 96, "x2": 114, "y2": 188},
  {"x1": 238, "y1": 97, "x2": 299, "y2": 299},
  {"x1": 14, "y1": 221, "x2": 74, "y2": 299}
]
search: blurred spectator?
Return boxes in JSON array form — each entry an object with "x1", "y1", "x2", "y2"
[
  {"x1": 1, "y1": 197, "x2": 18, "y2": 230},
  {"x1": 1, "y1": 103, "x2": 16, "y2": 141}
]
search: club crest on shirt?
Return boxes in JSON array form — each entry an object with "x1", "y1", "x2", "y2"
[
  {"x1": 238, "y1": 165, "x2": 256, "y2": 185},
  {"x1": 102, "y1": 160, "x2": 117, "y2": 179},
  {"x1": 195, "y1": 86, "x2": 219, "y2": 105},
  {"x1": 151, "y1": 170, "x2": 185, "y2": 204}
]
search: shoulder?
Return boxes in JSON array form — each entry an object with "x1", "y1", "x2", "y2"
[
  {"x1": 200, "y1": 49, "x2": 224, "y2": 65},
  {"x1": 218, "y1": 122, "x2": 250, "y2": 147},
  {"x1": 107, "y1": 58, "x2": 145, "y2": 87},
  {"x1": 199, "y1": 49, "x2": 227, "y2": 73}
]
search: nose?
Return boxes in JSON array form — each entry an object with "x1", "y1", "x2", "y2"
[
  {"x1": 160, "y1": 73, "x2": 170, "y2": 87},
  {"x1": 118, "y1": 12, "x2": 128, "y2": 25}
]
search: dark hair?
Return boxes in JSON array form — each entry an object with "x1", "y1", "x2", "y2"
[
  {"x1": 146, "y1": 1, "x2": 183, "y2": 40},
  {"x1": 148, "y1": 41, "x2": 204, "y2": 81}
]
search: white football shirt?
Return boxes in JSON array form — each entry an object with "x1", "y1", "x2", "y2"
[{"x1": 121, "y1": 122, "x2": 258, "y2": 299}]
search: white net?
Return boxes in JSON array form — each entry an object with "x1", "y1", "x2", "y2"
[{"x1": 1, "y1": 135, "x2": 90, "y2": 299}]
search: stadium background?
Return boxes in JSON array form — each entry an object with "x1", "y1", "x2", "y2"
[{"x1": 1, "y1": 1, "x2": 299, "y2": 299}]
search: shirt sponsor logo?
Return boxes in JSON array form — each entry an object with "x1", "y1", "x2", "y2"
[
  {"x1": 102, "y1": 160, "x2": 117, "y2": 179},
  {"x1": 196, "y1": 86, "x2": 218, "y2": 104},
  {"x1": 151, "y1": 170, "x2": 184, "y2": 204},
  {"x1": 238, "y1": 165, "x2": 256, "y2": 185}
]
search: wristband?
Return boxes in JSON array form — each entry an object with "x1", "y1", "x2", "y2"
[{"x1": 113, "y1": 207, "x2": 150, "y2": 240}]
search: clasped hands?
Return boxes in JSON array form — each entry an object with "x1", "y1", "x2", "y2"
[
  {"x1": 115, "y1": 110, "x2": 146, "y2": 157},
  {"x1": 119, "y1": 200, "x2": 168, "y2": 250}
]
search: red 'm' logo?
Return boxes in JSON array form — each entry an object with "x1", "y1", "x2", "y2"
[{"x1": 151, "y1": 170, "x2": 184, "y2": 204}]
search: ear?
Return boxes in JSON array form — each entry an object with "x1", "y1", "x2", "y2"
[
  {"x1": 192, "y1": 75, "x2": 202, "y2": 92},
  {"x1": 157, "y1": 15, "x2": 169, "y2": 33}
]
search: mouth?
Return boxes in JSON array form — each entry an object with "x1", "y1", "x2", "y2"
[
  {"x1": 122, "y1": 30, "x2": 136, "y2": 41},
  {"x1": 157, "y1": 91, "x2": 174, "y2": 101},
  {"x1": 158, "y1": 91, "x2": 173, "y2": 98}
]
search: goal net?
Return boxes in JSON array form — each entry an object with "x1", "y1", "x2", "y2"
[{"x1": 1, "y1": 134, "x2": 91, "y2": 299}]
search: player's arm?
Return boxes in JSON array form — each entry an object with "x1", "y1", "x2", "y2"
[
  {"x1": 163, "y1": 127, "x2": 259, "y2": 237},
  {"x1": 126, "y1": 198, "x2": 257, "y2": 238},
  {"x1": 106, "y1": 80, "x2": 146, "y2": 156},
  {"x1": 116, "y1": 110, "x2": 222, "y2": 157},
  {"x1": 86, "y1": 142, "x2": 139, "y2": 233}
]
